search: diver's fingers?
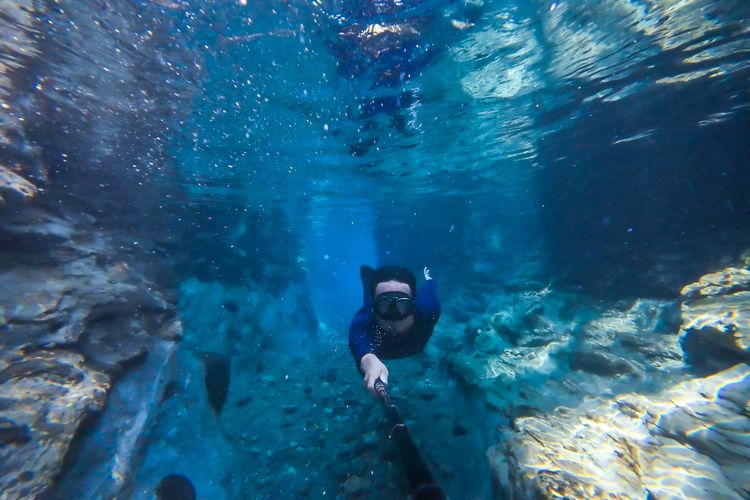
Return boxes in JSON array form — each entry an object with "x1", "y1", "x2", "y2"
[
  {"x1": 379, "y1": 364, "x2": 389, "y2": 386},
  {"x1": 365, "y1": 373, "x2": 377, "y2": 396}
]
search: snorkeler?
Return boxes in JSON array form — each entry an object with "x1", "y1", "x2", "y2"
[{"x1": 349, "y1": 265, "x2": 441, "y2": 395}]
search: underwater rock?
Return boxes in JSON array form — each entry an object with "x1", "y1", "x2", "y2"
[
  {"x1": 323, "y1": 367, "x2": 337, "y2": 383},
  {"x1": 443, "y1": 287, "x2": 591, "y2": 391},
  {"x1": 584, "y1": 298, "x2": 681, "y2": 336},
  {"x1": 0, "y1": 203, "x2": 179, "y2": 497},
  {"x1": 680, "y1": 265, "x2": 750, "y2": 373},
  {"x1": 200, "y1": 352, "x2": 231, "y2": 415},
  {"x1": 490, "y1": 363, "x2": 750, "y2": 499},
  {"x1": 340, "y1": 474, "x2": 371, "y2": 496},
  {"x1": 417, "y1": 389, "x2": 438, "y2": 401},
  {"x1": 448, "y1": 325, "x2": 568, "y2": 385},
  {"x1": 568, "y1": 349, "x2": 633, "y2": 376},
  {"x1": 490, "y1": 310, "x2": 523, "y2": 344},
  {"x1": 0, "y1": 3, "x2": 46, "y2": 208},
  {"x1": 501, "y1": 279, "x2": 548, "y2": 293},
  {"x1": 1, "y1": 0, "x2": 194, "y2": 496},
  {"x1": 681, "y1": 266, "x2": 750, "y2": 299},
  {"x1": 235, "y1": 396, "x2": 253, "y2": 407},
  {"x1": 441, "y1": 284, "x2": 691, "y2": 457},
  {"x1": 0, "y1": 165, "x2": 38, "y2": 204},
  {"x1": 0, "y1": 418, "x2": 31, "y2": 445},
  {"x1": 0, "y1": 349, "x2": 110, "y2": 498},
  {"x1": 452, "y1": 423, "x2": 468, "y2": 436},
  {"x1": 580, "y1": 300, "x2": 684, "y2": 377},
  {"x1": 488, "y1": 292, "x2": 559, "y2": 347},
  {"x1": 49, "y1": 335, "x2": 180, "y2": 499},
  {"x1": 0, "y1": 254, "x2": 172, "y2": 358},
  {"x1": 156, "y1": 473, "x2": 197, "y2": 500},
  {"x1": 160, "y1": 380, "x2": 180, "y2": 405}
]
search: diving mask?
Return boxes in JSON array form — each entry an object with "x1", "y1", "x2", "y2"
[{"x1": 373, "y1": 291, "x2": 414, "y2": 321}]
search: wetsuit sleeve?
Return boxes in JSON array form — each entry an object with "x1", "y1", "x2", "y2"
[
  {"x1": 415, "y1": 280, "x2": 441, "y2": 325},
  {"x1": 348, "y1": 304, "x2": 375, "y2": 370}
]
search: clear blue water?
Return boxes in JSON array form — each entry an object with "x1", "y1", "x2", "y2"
[
  {"x1": 2, "y1": 0, "x2": 750, "y2": 498},
  {"x1": 173, "y1": 0, "x2": 750, "y2": 298}
]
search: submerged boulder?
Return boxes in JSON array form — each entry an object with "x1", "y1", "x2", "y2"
[
  {"x1": 490, "y1": 363, "x2": 750, "y2": 499},
  {"x1": 0, "y1": 165, "x2": 38, "y2": 204},
  {"x1": 0, "y1": 236, "x2": 180, "y2": 498},
  {"x1": 568, "y1": 349, "x2": 633, "y2": 376},
  {"x1": 679, "y1": 265, "x2": 750, "y2": 373},
  {"x1": 0, "y1": 350, "x2": 110, "y2": 498},
  {"x1": 0, "y1": 206, "x2": 179, "y2": 497},
  {"x1": 340, "y1": 474, "x2": 372, "y2": 497}
]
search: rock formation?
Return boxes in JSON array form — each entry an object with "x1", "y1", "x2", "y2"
[
  {"x1": 0, "y1": 206, "x2": 182, "y2": 497},
  {"x1": 2, "y1": 1, "x2": 749, "y2": 498},
  {"x1": 1, "y1": 1, "x2": 194, "y2": 497},
  {"x1": 480, "y1": 262, "x2": 750, "y2": 499},
  {"x1": 490, "y1": 363, "x2": 750, "y2": 499},
  {"x1": 680, "y1": 260, "x2": 750, "y2": 373},
  {"x1": 441, "y1": 284, "x2": 684, "y2": 420}
]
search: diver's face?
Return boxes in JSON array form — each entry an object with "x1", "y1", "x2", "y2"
[{"x1": 374, "y1": 280, "x2": 414, "y2": 334}]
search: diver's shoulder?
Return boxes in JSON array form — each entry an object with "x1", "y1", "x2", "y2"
[
  {"x1": 351, "y1": 303, "x2": 375, "y2": 322},
  {"x1": 418, "y1": 279, "x2": 438, "y2": 295}
]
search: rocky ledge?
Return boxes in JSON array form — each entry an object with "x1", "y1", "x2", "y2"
[
  {"x1": 457, "y1": 261, "x2": 750, "y2": 499},
  {"x1": 439, "y1": 284, "x2": 684, "y2": 423},
  {"x1": 1, "y1": 0, "x2": 195, "y2": 496},
  {"x1": 0, "y1": 206, "x2": 180, "y2": 498},
  {"x1": 680, "y1": 261, "x2": 750, "y2": 373},
  {"x1": 490, "y1": 362, "x2": 749, "y2": 499}
]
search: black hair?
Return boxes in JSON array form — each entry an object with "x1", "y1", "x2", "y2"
[{"x1": 371, "y1": 265, "x2": 416, "y2": 298}]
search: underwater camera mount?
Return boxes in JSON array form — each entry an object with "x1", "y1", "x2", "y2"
[{"x1": 374, "y1": 378, "x2": 445, "y2": 500}]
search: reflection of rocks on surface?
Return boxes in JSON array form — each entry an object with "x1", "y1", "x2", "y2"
[
  {"x1": 680, "y1": 263, "x2": 750, "y2": 373},
  {"x1": 489, "y1": 363, "x2": 750, "y2": 499},
  {"x1": 543, "y1": 0, "x2": 723, "y2": 83},
  {"x1": 0, "y1": 0, "x2": 46, "y2": 207}
]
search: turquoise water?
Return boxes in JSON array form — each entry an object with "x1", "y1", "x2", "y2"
[
  {"x1": 176, "y1": 0, "x2": 750, "y2": 297},
  {"x1": 1, "y1": 0, "x2": 749, "y2": 498}
]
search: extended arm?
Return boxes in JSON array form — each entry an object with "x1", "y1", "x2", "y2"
[{"x1": 348, "y1": 306, "x2": 390, "y2": 396}]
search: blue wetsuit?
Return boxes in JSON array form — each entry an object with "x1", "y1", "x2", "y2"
[{"x1": 348, "y1": 280, "x2": 441, "y2": 369}]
